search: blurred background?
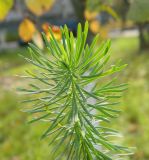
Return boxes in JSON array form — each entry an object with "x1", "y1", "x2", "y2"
[{"x1": 0, "y1": 0, "x2": 149, "y2": 159}]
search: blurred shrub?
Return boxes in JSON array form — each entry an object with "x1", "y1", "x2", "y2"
[{"x1": 127, "y1": 0, "x2": 149, "y2": 23}]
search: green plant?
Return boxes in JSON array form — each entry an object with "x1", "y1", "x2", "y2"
[{"x1": 19, "y1": 22, "x2": 131, "y2": 159}]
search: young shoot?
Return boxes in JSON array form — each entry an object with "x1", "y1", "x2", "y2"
[{"x1": 19, "y1": 22, "x2": 132, "y2": 160}]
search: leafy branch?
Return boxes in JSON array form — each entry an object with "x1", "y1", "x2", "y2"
[{"x1": 19, "y1": 21, "x2": 132, "y2": 159}]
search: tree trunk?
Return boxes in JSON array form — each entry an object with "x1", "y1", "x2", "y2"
[
  {"x1": 70, "y1": 0, "x2": 94, "y2": 43},
  {"x1": 138, "y1": 23, "x2": 149, "y2": 50},
  {"x1": 71, "y1": 0, "x2": 86, "y2": 24}
]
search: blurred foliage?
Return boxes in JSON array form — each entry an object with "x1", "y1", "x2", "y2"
[
  {"x1": 86, "y1": 0, "x2": 118, "y2": 19},
  {"x1": 128, "y1": 0, "x2": 149, "y2": 50},
  {"x1": 127, "y1": 0, "x2": 149, "y2": 23},
  {"x1": 25, "y1": 0, "x2": 55, "y2": 16},
  {"x1": 89, "y1": 20, "x2": 101, "y2": 33},
  {"x1": 84, "y1": 0, "x2": 119, "y2": 39},
  {"x1": 0, "y1": 0, "x2": 124, "y2": 44},
  {"x1": 0, "y1": 0, "x2": 56, "y2": 48},
  {"x1": 112, "y1": 0, "x2": 149, "y2": 50},
  {"x1": 18, "y1": 18, "x2": 62, "y2": 48},
  {"x1": 0, "y1": 0, "x2": 55, "y2": 21},
  {"x1": 84, "y1": 10, "x2": 98, "y2": 21},
  {"x1": 19, "y1": 18, "x2": 36, "y2": 42},
  {"x1": 89, "y1": 20, "x2": 109, "y2": 38},
  {"x1": 42, "y1": 23, "x2": 62, "y2": 41},
  {"x1": 112, "y1": 0, "x2": 129, "y2": 24},
  {"x1": 0, "y1": 0, "x2": 13, "y2": 21}
]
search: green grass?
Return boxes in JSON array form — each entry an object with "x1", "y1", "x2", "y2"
[
  {"x1": 0, "y1": 37, "x2": 149, "y2": 160},
  {"x1": 0, "y1": 48, "x2": 54, "y2": 160},
  {"x1": 0, "y1": 48, "x2": 27, "y2": 76},
  {"x1": 110, "y1": 37, "x2": 149, "y2": 160}
]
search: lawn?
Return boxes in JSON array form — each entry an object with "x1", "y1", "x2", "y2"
[
  {"x1": 0, "y1": 36, "x2": 149, "y2": 160},
  {"x1": 0, "y1": 48, "x2": 54, "y2": 160},
  {"x1": 110, "y1": 37, "x2": 149, "y2": 160}
]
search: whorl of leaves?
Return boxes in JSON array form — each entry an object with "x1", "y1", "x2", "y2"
[{"x1": 19, "y1": 22, "x2": 131, "y2": 159}]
